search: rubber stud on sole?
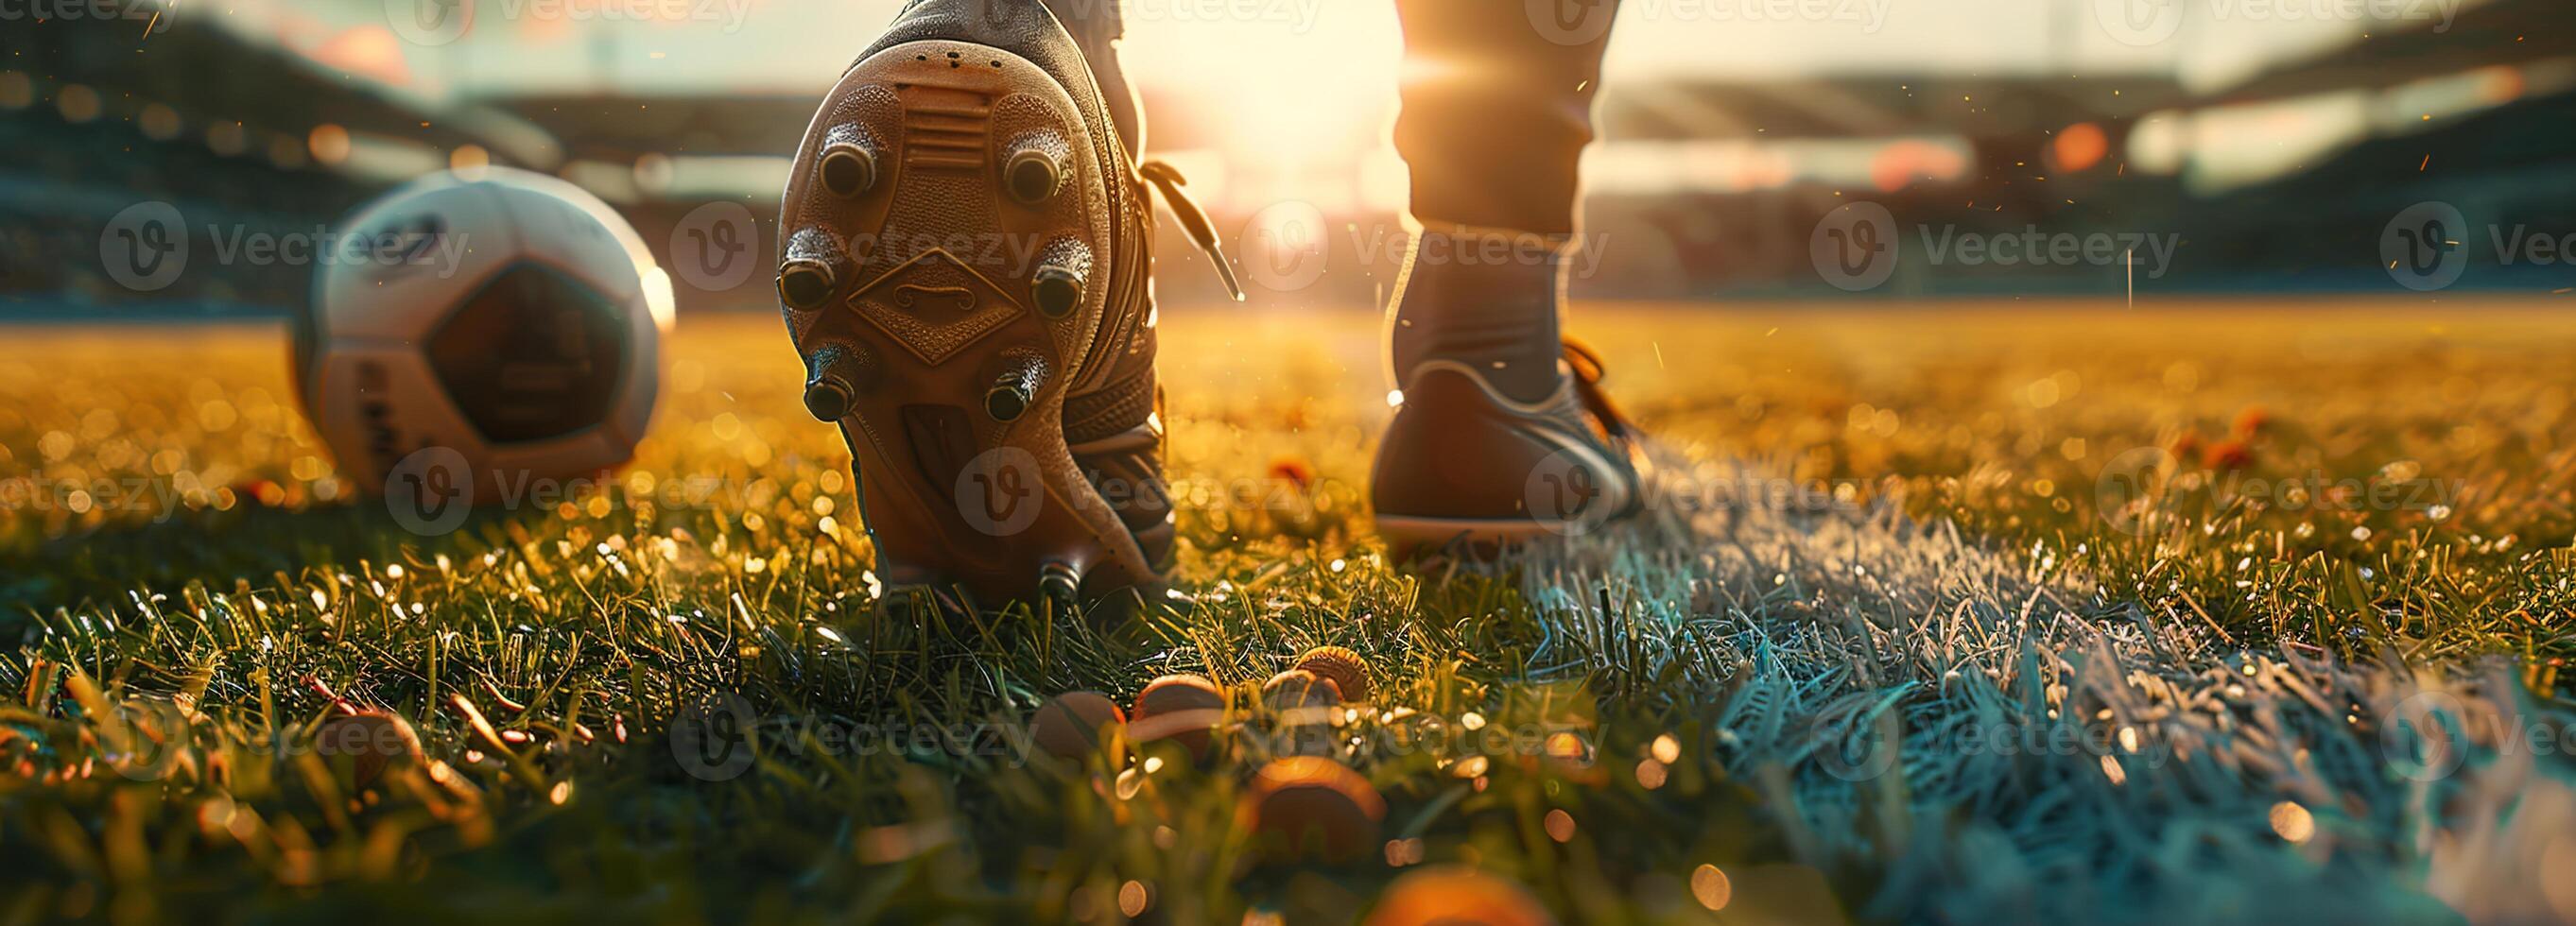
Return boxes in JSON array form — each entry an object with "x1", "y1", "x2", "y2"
[
  {"x1": 804, "y1": 380, "x2": 851, "y2": 421},
  {"x1": 1004, "y1": 135, "x2": 1064, "y2": 204},
  {"x1": 1031, "y1": 266, "x2": 1081, "y2": 318},
  {"x1": 1039, "y1": 561, "x2": 1082, "y2": 614},
  {"x1": 986, "y1": 353, "x2": 1047, "y2": 422},
  {"x1": 820, "y1": 142, "x2": 877, "y2": 198},
  {"x1": 803, "y1": 343, "x2": 871, "y2": 421},
  {"x1": 778, "y1": 260, "x2": 836, "y2": 310}
]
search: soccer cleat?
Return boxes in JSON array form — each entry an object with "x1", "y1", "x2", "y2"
[
  {"x1": 776, "y1": 0, "x2": 1234, "y2": 606},
  {"x1": 1371, "y1": 340, "x2": 1648, "y2": 551}
]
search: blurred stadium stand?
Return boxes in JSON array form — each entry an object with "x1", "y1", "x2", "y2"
[
  {"x1": 0, "y1": 10, "x2": 551, "y2": 318},
  {"x1": 2161, "y1": 0, "x2": 2576, "y2": 291}
]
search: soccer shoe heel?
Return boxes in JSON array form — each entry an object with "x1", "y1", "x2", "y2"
[
  {"x1": 778, "y1": 37, "x2": 1157, "y2": 606},
  {"x1": 1369, "y1": 361, "x2": 1644, "y2": 557}
]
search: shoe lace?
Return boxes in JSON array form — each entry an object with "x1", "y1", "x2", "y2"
[
  {"x1": 1561, "y1": 337, "x2": 1637, "y2": 443},
  {"x1": 1138, "y1": 160, "x2": 1244, "y2": 301}
]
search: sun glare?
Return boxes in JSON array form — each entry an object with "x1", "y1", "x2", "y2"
[{"x1": 1123, "y1": 6, "x2": 1403, "y2": 212}]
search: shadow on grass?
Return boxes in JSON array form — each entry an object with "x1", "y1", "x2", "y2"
[{"x1": 0, "y1": 500, "x2": 543, "y2": 627}]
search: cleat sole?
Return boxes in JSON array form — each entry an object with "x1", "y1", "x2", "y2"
[{"x1": 779, "y1": 38, "x2": 1157, "y2": 604}]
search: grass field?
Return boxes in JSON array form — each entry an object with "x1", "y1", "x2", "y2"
[{"x1": 3, "y1": 299, "x2": 2574, "y2": 923}]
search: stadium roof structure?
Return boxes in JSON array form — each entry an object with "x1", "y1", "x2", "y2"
[
  {"x1": 2211, "y1": 0, "x2": 2572, "y2": 105},
  {"x1": 486, "y1": 94, "x2": 821, "y2": 163},
  {"x1": 1595, "y1": 74, "x2": 2189, "y2": 142},
  {"x1": 7, "y1": 15, "x2": 553, "y2": 169}
]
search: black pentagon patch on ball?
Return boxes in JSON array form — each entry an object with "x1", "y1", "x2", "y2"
[{"x1": 424, "y1": 263, "x2": 628, "y2": 445}]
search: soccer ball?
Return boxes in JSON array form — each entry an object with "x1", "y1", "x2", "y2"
[{"x1": 296, "y1": 166, "x2": 668, "y2": 522}]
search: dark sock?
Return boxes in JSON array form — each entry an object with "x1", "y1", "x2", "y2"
[{"x1": 1387, "y1": 228, "x2": 1569, "y2": 405}]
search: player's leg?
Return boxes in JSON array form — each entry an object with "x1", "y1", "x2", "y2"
[
  {"x1": 1038, "y1": 0, "x2": 1143, "y2": 158},
  {"x1": 1372, "y1": 0, "x2": 1646, "y2": 548},
  {"x1": 775, "y1": 0, "x2": 1199, "y2": 609}
]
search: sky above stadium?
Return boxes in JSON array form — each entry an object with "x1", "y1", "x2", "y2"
[{"x1": 215, "y1": 0, "x2": 2424, "y2": 102}]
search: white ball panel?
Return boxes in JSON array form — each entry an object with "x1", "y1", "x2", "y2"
[
  {"x1": 485, "y1": 170, "x2": 647, "y2": 308},
  {"x1": 305, "y1": 343, "x2": 489, "y2": 494},
  {"x1": 603, "y1": 272, "x2": 663, "y2": 448},
  {"x1": 313, "y1": 178, "x2": 517, "y2": 344},
  {"x1": 487, "y1": 167, "x2": 658, "y2": 280}
]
